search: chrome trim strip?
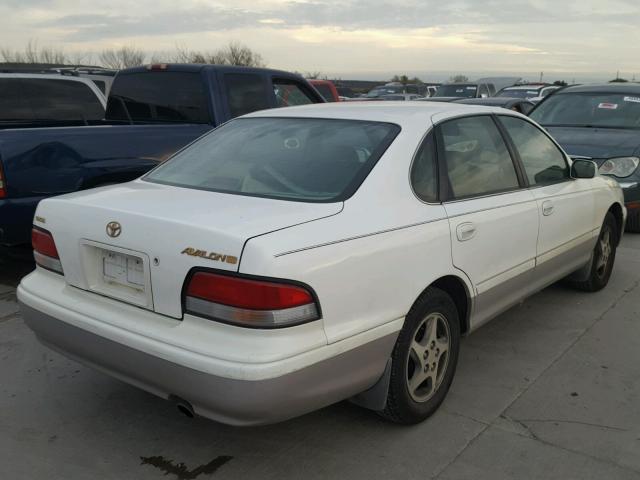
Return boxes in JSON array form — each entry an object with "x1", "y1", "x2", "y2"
[
  {"x1": 186, "y1": 296, "x2": 318, "y2": 327},
  {"x1": 444, "y1": 197, "x2": 534, "y2": 217},
  {"x1": 274, "y1": 217, "x2": 447, "y2": 257},
  {"x1": 620, "y1": 182, "x2": 638, "y2": 189}
]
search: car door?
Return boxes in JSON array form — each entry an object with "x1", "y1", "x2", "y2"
[
  {"x1": 497, "y1": 115, "x2": 598, "y2": 289},
  {"x1": 436, "y1": 115, "x2": 539, "y2": 329}
]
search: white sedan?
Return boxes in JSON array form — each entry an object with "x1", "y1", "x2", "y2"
[{"x1": 18, "y1": 103, "x2": 625, "y2": 426}]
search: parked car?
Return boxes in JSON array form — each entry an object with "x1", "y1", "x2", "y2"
[
  {"x1": 0, "y1": 64, "x2": 324, "y2": 247},
  {"x1": 432, "y1": 82, "x2": 496, "y2": 100},
  {"x1": 366, "y1": 83, "x2": 430, "y2": 99},
  {"x1": 496, "y1": 84, "x2": 560, "y2": 100},
  {"x1": 454, "y1": 97, "x2": 536, "y2": 114},
  {"x1": 0, "y1": 73, "x2": 106, "y2": 128},
  {"x1": 380, "y1": 93, "x2": 424, "y2": 101},
  {"x1": 530, "y1": 83, "x2": 640, "y2": 231},
  {"x1": 309, "y1": 79, "x2": 340, "y2": 102},
  {"x1": 18, "y1": 103, "x2": 624, "y2": 426}
]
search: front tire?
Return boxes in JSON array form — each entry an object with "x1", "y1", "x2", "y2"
[
  {"x1": 379, "y1": 288, "x2": 460, "y2": 424},
  {"x1": 568, "y1": 212, "x2": 618, "y2": 292}
]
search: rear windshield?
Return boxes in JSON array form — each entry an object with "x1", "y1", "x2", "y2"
[
  {"x1": 0, "y1": 78, "x2": 104, "y2": 123},
  {"x1": 434, "y1": 85, "x2": 477, "y2": 98},
  {"x1": 144, "y1": 117, "x2": 400, "y2": 202},
  {"x1": 106, "y1": 72, "x2": 210, "y2": 124},
  {"x1": 530, "y1": 92, "x2": 640, "y2": 129}
]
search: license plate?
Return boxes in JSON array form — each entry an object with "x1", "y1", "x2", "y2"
[{"x1": 102, "y1": 250, "x2": 145, "y2": 291}]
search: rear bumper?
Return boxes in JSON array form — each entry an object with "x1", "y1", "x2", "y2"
[
  {"x1": 0, "y1": 196, "x2": 46, "y2": 246},
  {"x1": 17, "y1": 271, "x2": 398, "y2": 426}
]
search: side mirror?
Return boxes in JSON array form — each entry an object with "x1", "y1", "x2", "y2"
[{"x1": 571, "y1": 159, "x2": 597, "y2": 179}]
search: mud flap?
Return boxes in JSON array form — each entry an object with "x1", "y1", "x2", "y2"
[{"x1": 349, "y1": 358, "x2": 392, "y2": 411}]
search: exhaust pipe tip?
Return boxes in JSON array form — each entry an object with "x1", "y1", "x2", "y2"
[{"x1": 169, "y1": 395, "x2": 195, "y2": 418}]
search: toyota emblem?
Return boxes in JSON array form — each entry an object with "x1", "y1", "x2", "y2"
[{"x1": 106, "y1": 221, "x2": 122, "y2": 238}]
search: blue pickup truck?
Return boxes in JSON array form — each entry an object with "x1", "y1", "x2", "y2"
[{"x1": 0, "y1": 64, "x2": 324, "y2": 246}]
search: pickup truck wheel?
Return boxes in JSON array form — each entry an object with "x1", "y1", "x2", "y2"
[
  {"x1": 626, "y1": 210, "x2": 640, "y2": 233},
  {"x1": 379, "y1": 287, "x2": 460, "y2": 424},
  {"x1": 568, "y1": 212, "x2": 618, "y2": 292}
]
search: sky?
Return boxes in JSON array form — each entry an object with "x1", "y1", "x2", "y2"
[{"x1": 1, "y1": 0, "x2": 639, "y2": 82}]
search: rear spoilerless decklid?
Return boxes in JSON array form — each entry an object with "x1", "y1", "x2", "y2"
[{"x1": 35, "y1": 180, "x2": 342, "y2": 318}]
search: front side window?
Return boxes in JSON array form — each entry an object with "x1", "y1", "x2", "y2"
[
  {"x1": 410, "y1": 132, "x2": 438, "y2": 202},
  {"x1": 22, "y1": 79, "x2": 104, "y2": 121},
  {"x1": 224, "y1": 73, "x2": 270, "y2": 118},
  {"x1": 145, "y1": 118, "x2": 400, "y2": 202},
  {"x1": 273, "y1": 80, "x2": 316, "y2": 107},
  {"x1": 440, "y1": 116, "x2": 519, "y2": 199},
  {"x1": 499, "y1": 116, "x2": 569, "y2": 185}
]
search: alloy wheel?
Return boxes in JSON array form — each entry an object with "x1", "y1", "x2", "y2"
[{"x1": 406, "y1": 313, "x2": 451, "y2": 403}]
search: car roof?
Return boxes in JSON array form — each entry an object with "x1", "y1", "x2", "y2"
[
  {"x1": 0, "y1": 73, "x2": 99, "y2": 85},
  {"x1": 502, "y1": 85, "x2": 544, "y2": 90},
  {"x1": 455, "y1": 97, "x2": 531, "y2": 107},
  {"x1": 244, "y1": 102, "x2": 511, "y2": 126},
  {"x1": 558, "y1": 83, "x2": 640, "y2": 94},
  {"x1": 118, "y1": 63, "x2": 305, "y2": 78}
]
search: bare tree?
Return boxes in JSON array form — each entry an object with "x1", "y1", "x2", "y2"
[
  {"x1": 1, "y1": 40, "x2": 70, "y2": 64},
  {"x1": 449, "y1": 74, "x2": 469, "y2": 83},
  {"x1": 99, "y1": 46, "x2": 146, "y2": 69},
  {"x1": 153, "y1": 42, "x2": 265, "y2": 67}
]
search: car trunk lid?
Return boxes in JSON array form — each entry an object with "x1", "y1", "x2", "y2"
[{"x1": 38, "y1": 180, "x2": 342, "y2": 318}]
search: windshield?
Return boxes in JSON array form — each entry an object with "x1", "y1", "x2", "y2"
[
  {"x1": 496, "y1": 88, "x2": 540, "y2": 99},
  {"x1": 105, "y1": 72, "x2": 210, "y2": 124},
  {"x1": 434, "y1": 85, "x2": 477, "y2": 98},
  {"x1": 530, "y1": 92, "x2": 640, "y2": 129},
  {"x1": 144, "y1": 117, "x2": 400, "y2": 202}
]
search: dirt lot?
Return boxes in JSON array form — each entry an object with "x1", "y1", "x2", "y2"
[{"x1": 1, "y1": 236, "x2": 639, "y2": 480}]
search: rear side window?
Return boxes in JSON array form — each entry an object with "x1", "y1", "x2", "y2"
[
  {"x1": 499, "y1": 116, "x2": 569, "y2": 185},
  {"x1": 18, "y1": 79, "x2": 104, "y2": 121},
  {"x1": 411, "y1": 132, "x2": 438, "y2": 202},
  {"x1": 0, "y1": 79, "x2": 30, "y2": 121},
  {"x1": 145, "y1": 117, "x2": 400, "y2": 202},
  {"x1": 273, "y1": 80, "x2": 317, "y2": 107},
  {"x1": 106, "y1": 72, "x2": 209, "y2": 123},
  {"x1": 440, "y1": 115, "x2": 519, "y2": 199},
  {"x1": 224, "y1": 73, "x2": 270, "y2": 118}
]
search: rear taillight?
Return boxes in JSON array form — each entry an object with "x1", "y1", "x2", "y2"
[
  {"x1": 0, "y1": 161, "x2": 6, "y2": 198},
  {"x1": 32, "y1": 227, "x2": 63, "y2": 274},
  {"x1": 184, "y1": 271, "x2": 320, "y2": 328}
]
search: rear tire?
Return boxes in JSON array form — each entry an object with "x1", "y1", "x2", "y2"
[
  {"x1": 379, "y1": 288, "x2": 460, "y2": 424},
  {"x1": 626, "y1": 210, "x2": 640, "y2": 233},
  {"x1": 567, "y1": 212, "x2": 618, "y2": 292}
]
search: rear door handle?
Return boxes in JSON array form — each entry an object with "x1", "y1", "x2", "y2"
[
  {"x1": 542, "y1": 200, "x2": 554, "y2": 216},
  {"x1": 456, "y1": 222, "x2": 476, "y2": 242}
]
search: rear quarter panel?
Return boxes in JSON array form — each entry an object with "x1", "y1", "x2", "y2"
[{"x1": 239, "y1": 129, "x2": 470, "y2": 343}]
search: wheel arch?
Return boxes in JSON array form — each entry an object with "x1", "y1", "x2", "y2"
[
  {"x1": 607, "y1": 202, "x2": 624, "y2": 245},
  {"x1": 417, "y1": 275, "x2": 472, "y2": 336}
]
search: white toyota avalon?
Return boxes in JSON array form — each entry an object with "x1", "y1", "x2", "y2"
[{"x1": 18, "y1": 103, "x2": 626, "y2": 426}]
